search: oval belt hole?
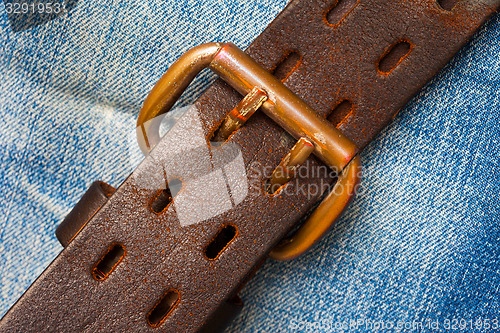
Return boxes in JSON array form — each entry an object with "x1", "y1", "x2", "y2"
[
  {"x1": 437, "y1": 0, "x2": 460, "y2": 11},
  {"x1": 325, "y1": 0, "x2": 359, "y2": 26},
  {"x1": 377, "y1": 41, "x2": 412, "y2": 75},
  {"x1": 328, "y1": 100, "x2": 353, "y2": 126},
  {"x1": 150, "y1": 188, "x2": 173, "y2": 214},
  {"x1": 147, "y1": 290, "x2": 181, "y2": 327},
  {"x1": 272, "y1": 51, "x2": 302, "y2": 82},
  {"x1": 205, "y1": 225, "x2": 237, "y2": 260},
  {"x1": 92, "y1": 243, "x2": 125, "y2": 281}
]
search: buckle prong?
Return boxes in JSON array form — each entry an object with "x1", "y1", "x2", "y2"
[
  {"x1": 213, "y1": 87, "x2": 268, "y2": 142},
  {"x1": 136, "y1": 42, "x2": 362, "y2": 260}
]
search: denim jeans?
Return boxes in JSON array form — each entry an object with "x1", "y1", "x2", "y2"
[{"x1": 0, "y1": 0, "x2": 499, "y2": 332}]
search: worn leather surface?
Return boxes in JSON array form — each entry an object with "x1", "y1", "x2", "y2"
[{"x1": 1, "y1": 0, "x2": 499, "y2": 332}]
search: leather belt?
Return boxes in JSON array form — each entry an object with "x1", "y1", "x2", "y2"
[{"x1": 1, "y1": 0, "x2": 498, "y2": 332}]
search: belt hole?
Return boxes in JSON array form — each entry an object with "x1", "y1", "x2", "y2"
[
  {"x1": 324, "y1": 0, "x2": 359, "y2": 26},
  {"x1": 327, "y1": 100, "x2": 353, "y2": 126},
  {"x1": 92, "y1": 243, "x2": 125, "y2": 281},
  {"x1": 150, "y1": 188, "x2": 173, "y2": 214},
  {"x1": 272, "y1": 51, "x2": 302, "y2": 82},
  {"x1": 437, "y1": 0, "x2": 460, "y2": 11},
  {"x1": 377, "y1": 41, "x2": 412, "y2": 75},
  {"x1": 150, "y1": 179, "x2": 182, "y2": 214},
  {"x1": 147, "y1": 290, "x2": 181, "y2": 327},
  {"x1": 205, "y1": 224, "x2": 237, "y2": 260}
]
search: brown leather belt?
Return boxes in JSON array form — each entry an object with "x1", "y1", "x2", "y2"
[{"x1": 1, "y1": 0, "x2": 499, "y2": 332}]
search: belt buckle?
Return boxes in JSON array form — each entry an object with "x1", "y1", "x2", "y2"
[{"x1": 136, "y1": 42, "x2": 362, "y2": 260}]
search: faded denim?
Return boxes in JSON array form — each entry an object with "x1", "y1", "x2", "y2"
[{"x1": 0, "y1": 0, "x2": 499, "y2": 332}]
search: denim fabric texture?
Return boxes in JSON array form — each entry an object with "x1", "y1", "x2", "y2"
[{"x1": 0, "y1": 0, "x2": 499, "y2": 332}]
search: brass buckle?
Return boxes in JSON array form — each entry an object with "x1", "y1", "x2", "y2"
[{"x1": 136, "y1": 42, "x2": 362, "y2": 260}]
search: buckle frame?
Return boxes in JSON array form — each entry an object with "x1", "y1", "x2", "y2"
[{"x1": 136, "y1": 42, "x2": 361, "y2": 260}]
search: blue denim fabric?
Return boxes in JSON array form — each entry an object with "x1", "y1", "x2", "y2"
[{"x1": 0, "y1": 0, "x2": 499, "y2": 332}]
